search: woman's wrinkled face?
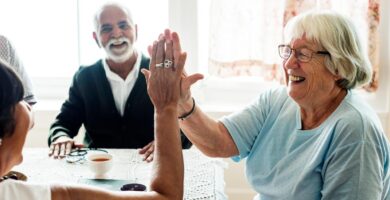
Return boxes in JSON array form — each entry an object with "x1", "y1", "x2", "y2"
[{"x1": 282, "y1": 37, "x2": 339, "y2": 105}]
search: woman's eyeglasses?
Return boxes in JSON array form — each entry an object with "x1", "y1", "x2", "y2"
[
  {"x1": 278, "y1": 44, "x2": 330, "y2": 63},
  {"x1": 65, "y1": 148, "x2": 108, "y2": 164}
]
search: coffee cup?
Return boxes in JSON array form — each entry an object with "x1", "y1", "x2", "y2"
[{"x1": 87, "y1": 153, "x2": 113, "y2": 178}]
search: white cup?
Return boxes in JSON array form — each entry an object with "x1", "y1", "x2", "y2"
[{"x1": 87, "y1": 153, "x2": 113, "y2": 178}]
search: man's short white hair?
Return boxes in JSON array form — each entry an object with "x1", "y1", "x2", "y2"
[{"x1": 93, "y1": 2, "x2": 135, "y2": 32}]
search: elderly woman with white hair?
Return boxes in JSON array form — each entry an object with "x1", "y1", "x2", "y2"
[{"x1": 177, "y1": 10, "x2": 390, "y2": 199}]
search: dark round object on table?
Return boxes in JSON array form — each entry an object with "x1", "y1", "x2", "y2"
[{"x1": 120, "y1": 183, "x2": 147, "y2": 191}]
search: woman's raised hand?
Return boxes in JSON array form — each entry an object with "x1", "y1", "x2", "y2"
[{"x1": 142, "y1": 29, "x2": 185, "y2": 111}]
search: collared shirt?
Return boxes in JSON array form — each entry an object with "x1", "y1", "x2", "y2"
[{"x1": 103, "y1": 51, "x2": 141, "y2": 116}]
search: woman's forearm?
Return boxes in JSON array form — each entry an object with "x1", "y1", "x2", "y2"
[
  {"x1": 51, "y1": 184, "x2": 163, "y2": 200},
  {"x1": 179, "y1": 105, "x2": 239, "y2": 158},
  {"x1": 51, "y1": 107, "x2": 183, "y2": 200},
  {"x1": 149, "y1": 107, "x2": 183, "y2": 200}
]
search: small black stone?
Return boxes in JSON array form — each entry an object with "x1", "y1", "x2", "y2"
[{"x1": 120, "y1": 183, "x2": 146, "y2": 191}]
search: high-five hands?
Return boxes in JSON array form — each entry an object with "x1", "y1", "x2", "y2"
[
  {"x1": 143, "y1": 29, "x2": 203, "y2": 117},
  {"x1": 142, "y1": 29, "x2": 187, "y2": 111}
]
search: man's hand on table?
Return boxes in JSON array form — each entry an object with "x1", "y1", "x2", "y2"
[
  {"x1": 48, "y1": 136, "x2": 83, "y2": 159},
  {"x1": 138, "y1": 141, "x2": 154, "y2": 162}
]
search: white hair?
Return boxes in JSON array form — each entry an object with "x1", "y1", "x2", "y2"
[
  {"x1": 284, "y1": 10, "x2": 372, "y2": 89},
  {"x1": 93, "y1": 2, "x2": 135, "y2": 32}
]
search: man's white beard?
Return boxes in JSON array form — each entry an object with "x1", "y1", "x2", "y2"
[{"x1": 103, "y1": 37, "x2": 134, "y2": 63}]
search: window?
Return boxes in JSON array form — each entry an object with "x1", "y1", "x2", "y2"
[
  {"x1": 193, "y1": 0, "x2": 390, "y2": 114},
  {"x1": 0, "y1": 0, "x2": 168, "y2": 106},
  {"x1": 0, "y1": 0, "x2": 389, "y2": 117},
  {"x1": 0, "y1": 0, "x2": 79, "y2": 78}
]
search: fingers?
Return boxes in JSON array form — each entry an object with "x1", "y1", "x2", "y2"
[
  {"x1": 139, "y1": 141, "x2": 153, "y2": 154},
  {"x1": 147, "y1": 45, "x2": 153, "y2": 57},
  {"x1": 59, "y1": 143, "x2": 66, "y2": 158},
  {"x1": 183, "y1": 73, "x2": 204, "y2": 90},
  {"x1": 155, "y1": 34, "x2": 165, "y2": 69},
  {"x1": 149, "y1": 41, "x2": 158, "y2": 72},
  {"x1": 52, "y1": 144, "x2": 60, "y2": 159},
  {"x1": 171, "y1": 32, "x2": 182, "y2": 59},
  {"x1": 175, "y1": 52, "x2": 187, "y2": 75},
  {"x1": 48, "y1": 144, "x2": 55, "y2": 156},
  {"x1": 141, "y1": 69, "x2": 151, "y2": 85},
  {"x1": 65, "y1": 142, "x2": 72, "y2": 156},
  {"x1": 164, "y1": 29, "x2": 172, "y2": 41},
  {"x1": 139, "y1": 141, "x2": 155, "y2": 162},
  {"x1": 179, "y1": 73, "x2": 204, "y2": 104},
  {"x1": 48, "y1": 137, "x2": 75, "y2": 159},
  {"x1": 144, "y1": 152, "x2": 154, "y2": 163},
  {"x1": 144, "y1": 145, "x2": 155, "y2": 162},
  {"x1": 165, "y1": 38, "x2": 174, "y2": 71}
]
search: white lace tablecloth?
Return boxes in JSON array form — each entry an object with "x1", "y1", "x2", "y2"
[{"x1": 13, "y1": 148, "x2": 228, "y2": 200}]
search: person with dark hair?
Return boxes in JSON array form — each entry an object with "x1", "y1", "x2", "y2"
[
  {"x1": 48, "y1": 2, "x2": 191, "y2": 161},
  {"x1": 0, "y1": 59, "x2": 26, "y2": 146},
  {"x1": 176, "y1": 10, "x2": 390, "y2": 199},
  {"x1": 0, "y1": 35, "x2": 36, "y2": 105},
  {"x1": 0, "y1": 29, "x2": 185, "y2": 200}
]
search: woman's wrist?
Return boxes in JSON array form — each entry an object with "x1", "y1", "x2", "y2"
[
  {"x1": 155, "y1": 105, "x2": 178, "y2": 116},
  {"x1": 178, "y1": 98, "x2": 196, "y2": 121},
  {"x1": 178, "y1": 97, "x2": 193, "y2": 114}
]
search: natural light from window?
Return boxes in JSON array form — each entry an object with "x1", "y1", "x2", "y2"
[{"x1": 0, "y1": 0, "x2": 168, "y2": 78}]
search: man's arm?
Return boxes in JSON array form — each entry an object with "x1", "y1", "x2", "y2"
[{"x1": 48, "y1": 70, "x2": 85, "y2": 158}]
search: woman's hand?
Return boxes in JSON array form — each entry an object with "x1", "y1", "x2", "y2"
[{"x1": 142, "y1": 29, "x2": 186, "y2": 112}]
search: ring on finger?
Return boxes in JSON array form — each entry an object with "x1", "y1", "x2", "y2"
[
  {"x1": 155, "y1": 62, "x2": 164, "y2": 68},
  {"x1": 164, "y1": 59, "x2": 173, "y2": 68}
]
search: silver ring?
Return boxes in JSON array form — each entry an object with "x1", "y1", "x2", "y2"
[
  {"x1": 164, "y1": 60, "x2": 173, "y2": 68},
  {"x1": 155, "y1": 63, "x2": 164, "y2": 68}
]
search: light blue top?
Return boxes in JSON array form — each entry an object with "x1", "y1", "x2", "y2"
[{"x1": 221, "y1": 87, "x2": 390, "y2": 200}]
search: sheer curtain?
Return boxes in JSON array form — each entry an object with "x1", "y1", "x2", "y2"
[{"x1": 208, "y1": 0, "x2": 380, "y2": 91}]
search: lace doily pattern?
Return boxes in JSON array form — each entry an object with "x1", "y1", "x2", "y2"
[{"x1": 13, "y1": 148, "x2": 227, "y2": 200}]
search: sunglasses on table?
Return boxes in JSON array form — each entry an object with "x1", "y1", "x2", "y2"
[{"x1": 65, "y1": 148, "x2": 108, "y2": 164}]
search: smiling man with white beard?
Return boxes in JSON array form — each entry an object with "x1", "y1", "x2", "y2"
[{"x1": 48, "y1": 2, "x2": 192, "y2": 161}]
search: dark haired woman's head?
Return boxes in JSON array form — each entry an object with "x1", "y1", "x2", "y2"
[{"x1": 0, "y1": 59, "x2": 24, "y2": 140}]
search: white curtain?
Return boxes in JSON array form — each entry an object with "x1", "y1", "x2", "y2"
[{"x1": 208, "y1": 0, "x2": 380, "y2": 91}]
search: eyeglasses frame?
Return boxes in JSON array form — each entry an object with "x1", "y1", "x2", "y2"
[{"x1": 278, "y1": 44, "x2": 330, "y2": 63}]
